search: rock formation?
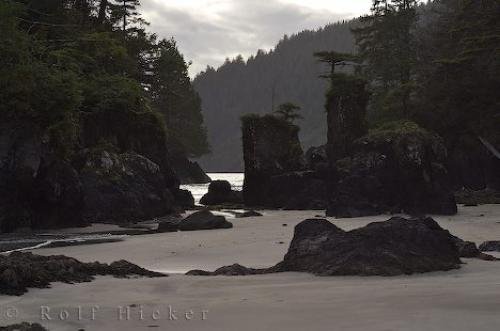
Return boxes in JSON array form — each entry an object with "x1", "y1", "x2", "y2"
[
  {"x1": 279, "y1": 217, "x2": 463, "y2": 275},
  {"x1": 327, "y1": 122, "x2": 457, "y2": 217},
  {"x1": 0, "y1": 108, "x2": 196, "y2": 232},
  {"x1": 158, "y1": 209, "x2": 233, "y2": 232},
  {"x1": 305, "y1": 145, "x2": 327, "y2": 170},
  {"x1": 187, "y1": 217, "x2": 468, "y2": 277},
  {"x1": 200, "y1": 180, "x2": 242, "y2": 206},
  {"x1": 169, "y1": 152, "x2": 211, "y2": 184},
  {"x1": 242, "y1": 114, "x2": 327, "y2": 208},
  {"x1": 77, "y1": 150, "x2": 177, "y2": 223},
  {"x1": 0, "y1": 122, "x2": 87, "y2": 232},
  {"x1": 0, "y1": 252, "x2": 165, "y2": 296},
  {"x1": 325, "y1": 74, "x2": 369, "y2": 162}
]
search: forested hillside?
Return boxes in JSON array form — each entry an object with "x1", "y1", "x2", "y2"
[{"x1": 194, "y1": 21, "x2": 356, "y2": 172}]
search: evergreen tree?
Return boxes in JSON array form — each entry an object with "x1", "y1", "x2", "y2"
[
  {"x1": 274, "y1": 102, "x2": 303, "y2": 123},
  {"x1": 110, "y1": 0, "x2": 141, "y2": 33},
  {"x1": 415, "y1": 0, "x2": 500, "y2": 145},
  {"x1": 353, "y1": 0, "x2": 418, "y2": 122},
  {"x1": 150, "y1": 38, "x2": 210, "y2": 157}
]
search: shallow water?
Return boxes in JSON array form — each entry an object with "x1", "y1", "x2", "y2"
[
  {"x1": 181, "y1": 173, "x2": 244, "y2": 205},
  {"x1": 0, "y1": 234, "x2": 127, "y2": 254}
]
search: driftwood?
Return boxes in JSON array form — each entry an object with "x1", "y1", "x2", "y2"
[{"x1": 479, "y1": 136, "x2": 500, "y2": 160}]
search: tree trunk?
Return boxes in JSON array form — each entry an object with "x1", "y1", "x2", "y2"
[{"x1": 97, "y1": 0, "x2": 108, "y2": 24}]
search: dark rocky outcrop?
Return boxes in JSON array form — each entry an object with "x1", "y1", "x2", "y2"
[
  {"x1": 326, "y1": 74, "x2": 369, "y2": 162},
  {"x1": 305, "y1": 145, "x2": 327, "y2": 170},
  {"x1": 0, "y1": 108, "x2": 198, "y2": 232},
  {"x1": 275, "y1": 217, "x2": 461, "y2": 276},
  {"x1": 0, "y1": 323, "x2": 47, "y2": 331},
  {"x1": 453, "y1": 238, "x2": 481, "y2": 258},
  {"x1": 327, "y1": 122, "x2": 457, "y2": 217},
  {"x1": 174, "y1": 189, "x2": 195, "y2": 209},
  {"x1": 177, "y1": 209, "x2": 232, "y2": 231},
  {"x1": 158, "y1": 210, "x2": 233, "y2": 232},
  {"x1": 241, "y1": 114, "x2": 328, "y2": 209},
  {"x1": 77, "y1": 150, "x2": 177, "y2": 223},
  {"x1": 78, "y1": 109, "x2": 199, "y2": 219},
  {"x1": 0, "y1": 252, "x2": 165, "y2": 296},
  {"x1": 0, "y1": 122, "x2": 88, "y2": 232},
  {"x1": 241, "y1": 114, "x2": 305, "y2": 207},
  {"x1": 479, "y1": 241, "x2": 500, "y2": 252},
  {"x1": 169, "y1": 152, "x2": 211, "y2": 184},
  {"x1": 455, "y1": 188, "x2": 500, "y2": 205},
  {"x1": 200, "y1": 180, "x2": 242, "y2": 206},
  {"x1": 79, "y1": 109, "x2": 179, "y2": 188},
  {"x1": 268, "y1": 171, "x2": 327, "y2": 210},
  {"x1": 451, "y1": 237, "x2": 498, "y2": 260},
  {"x1": 187, "y1": 217, "x2": 466, "y2": 277}
]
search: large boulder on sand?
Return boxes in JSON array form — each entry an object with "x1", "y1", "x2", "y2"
[
  {"x1": 187, "y1": 217, "x2": 464, "y2": 277},
  {"x1": 328, "y1": 122, "x2": 457, "y2": 217},
  {"x1": 158, "y1": 209, "x2": 233, "y2": 232},
  {"x1": 179, "y1": 210, "x2": 233, "y2": 231},
  {"x1": 275, "y1": 217, "x2": 461, "y2": 276},
  {"x1": 200, "y1": 180, "x2": 242, "y2": 206}
]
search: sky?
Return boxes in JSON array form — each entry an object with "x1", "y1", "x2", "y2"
[{"x1": 140, "y1": 0, "x2": 373, "y2": 77}]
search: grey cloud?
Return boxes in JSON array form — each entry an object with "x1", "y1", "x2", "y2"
[{"x1": 140, "y1": 0, "x2": 348, "y2": 76}]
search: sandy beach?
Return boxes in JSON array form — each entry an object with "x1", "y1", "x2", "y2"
[{"x1": 1, "y1": 205, "x2": 500, "y2": 330}]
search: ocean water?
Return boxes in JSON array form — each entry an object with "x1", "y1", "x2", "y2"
[{"x1": 181, "y1": 173, "x2": 244, "y2": 205}]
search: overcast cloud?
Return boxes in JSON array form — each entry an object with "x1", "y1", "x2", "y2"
[{"x1": 140, "y1": 0, "x2": 372, "y2": 77}]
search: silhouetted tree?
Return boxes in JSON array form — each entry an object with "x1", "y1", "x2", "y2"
[{"x1": 274, "y1": 102, "x2": 303, "y2": 123}]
